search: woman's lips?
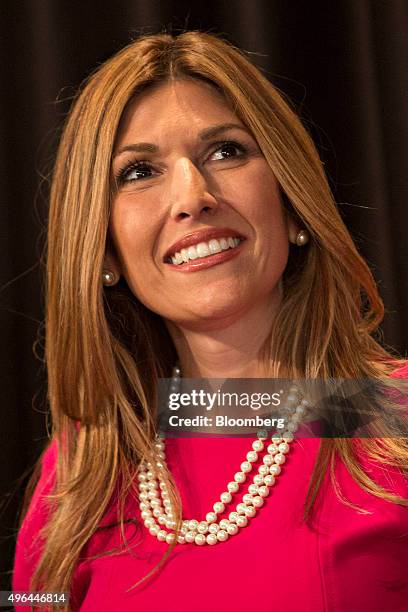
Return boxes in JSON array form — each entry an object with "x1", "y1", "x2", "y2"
[
  {"x1": 165, "y1": 239, "x2": 245, "y2": 272},
  {"x1": 163, "y1": 228, "x2": 245, "y2": 262}
]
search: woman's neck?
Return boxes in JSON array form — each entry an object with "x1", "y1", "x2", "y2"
[{"x1": 165, "y1": 296, "x2": 279, "y2": 379}]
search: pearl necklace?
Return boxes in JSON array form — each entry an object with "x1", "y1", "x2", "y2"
[{"x1": 137, "y1": 366, "x2": 309, "y2": 546}]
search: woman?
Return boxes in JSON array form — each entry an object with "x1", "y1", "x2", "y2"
[{"x1": 13, "y1": 31, "x2": 408, "y2": 611}]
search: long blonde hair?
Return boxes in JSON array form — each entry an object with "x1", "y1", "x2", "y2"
[{"x1": 23, "y1": 31, "x2": 407, "y2": 607}]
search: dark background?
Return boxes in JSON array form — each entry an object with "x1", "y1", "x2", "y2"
[{"x1": 1, "y1": 0, "x2": 407, "y2": 589}]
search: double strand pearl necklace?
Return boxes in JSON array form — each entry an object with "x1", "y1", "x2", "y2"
[{"x1": 137, "y1": 366, "x2": 309, "y2": 546}]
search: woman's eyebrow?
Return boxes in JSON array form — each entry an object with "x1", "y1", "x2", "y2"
[
  {"x1": 199, "y1": 122, "x2": 250, "y2": 140},
  {"x1": 113, "y1": 142, "x2": 158, "y2": 158},
  {"x1": 113, "y1": 123, "x2": 251, "y2": 159}
]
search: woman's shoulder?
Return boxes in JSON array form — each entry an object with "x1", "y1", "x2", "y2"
[
  {"x1": 13, "y1": 438, "x2": 58, "y2": 592},
  {"x1": 19, "y1": 438, "x2": 58, "y2": 527}
]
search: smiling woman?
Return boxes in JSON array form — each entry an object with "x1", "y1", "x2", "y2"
[
  {"x1": 107, "y1": 79, "x2": 294, "y2": 338},
  {"x1": 13, "y1": 31, "x2": 408, "y2": 612}
]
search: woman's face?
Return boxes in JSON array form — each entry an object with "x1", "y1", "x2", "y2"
[{"x1": 109, "y1": 79, "x2": 296, "y2": 331}]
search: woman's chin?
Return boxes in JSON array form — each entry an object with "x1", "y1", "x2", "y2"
[{"x1": 165, "y1": 299, "x2": 250, "y2": 332}]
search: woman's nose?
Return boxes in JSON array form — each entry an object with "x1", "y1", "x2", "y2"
[{"x1": 168, "y1": 157, "x2": 218, "y2": 220}]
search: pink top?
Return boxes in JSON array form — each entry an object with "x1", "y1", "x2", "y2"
[{"x1": 13, "y1": 365, "x2": 408, "y2": 611}]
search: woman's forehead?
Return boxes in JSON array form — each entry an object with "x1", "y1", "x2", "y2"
[{"x1": 114, "y1": 79, "x2": 244, "y2": 147}]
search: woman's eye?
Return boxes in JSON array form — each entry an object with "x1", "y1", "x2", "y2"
[
  {"x1": 115, "y1": 141, "x2": 248, "y2": 185},
  {"x1": 117, "y1": 161, "x2": 154, "y2": 184},
  {"x1": 209, "y1": 141, "x2": 246, "y2": 161}
]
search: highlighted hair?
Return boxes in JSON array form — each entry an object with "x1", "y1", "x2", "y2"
[{"x1": 20, "y1": 31, "x2": 407, "y2": 607}]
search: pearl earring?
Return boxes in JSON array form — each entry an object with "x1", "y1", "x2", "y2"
[
  {"x1": 102, "y1": 270, "x2": 117, "y2": 286},
  {"x1": 295, "y1": 230, "x2": 309, "y2": 246}
]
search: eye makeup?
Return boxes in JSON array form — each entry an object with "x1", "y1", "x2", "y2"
[{"x1": 113, "y1": 138, "x2": 252, "y2": 187}]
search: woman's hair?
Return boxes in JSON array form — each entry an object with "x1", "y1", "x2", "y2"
[{"x1": 23, "y1": 30, "x2": 408, "y2": 605}]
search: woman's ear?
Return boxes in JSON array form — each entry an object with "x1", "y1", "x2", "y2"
[
  {"x1": 280, "y1": 191, "x2": 301, "y2": 244},
  {"x1": 281, "y1": 191, "x2": 310, "y2": 246},
  {"x1": 287, "y1": 217, "x2": 310, "y2": 246},
  {"x1": 102, "y1": 242, "x2": 122, "y2": 286},
  {"x1": 288, "y1": 221, "x2": 300, "y2": 244},
  {"x1": 285, "y1": 212, "x2": 301, "y2": 245},
  {"x1": 287, "y1": 217, "x2": 310, "y2": 247}
]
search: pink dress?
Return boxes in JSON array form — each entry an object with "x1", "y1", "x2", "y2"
[{"x1": 13, "y1": 365, "x2": 408, "y2": 611}]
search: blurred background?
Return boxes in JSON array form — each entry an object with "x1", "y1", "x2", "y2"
[{"x1": 1, "y1": 0, "x2": 407, "y2": 588}]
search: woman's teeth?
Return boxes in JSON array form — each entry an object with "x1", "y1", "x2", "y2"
[{"x1": 170, "y1": 237, "x2": 241, "y2": 265}]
